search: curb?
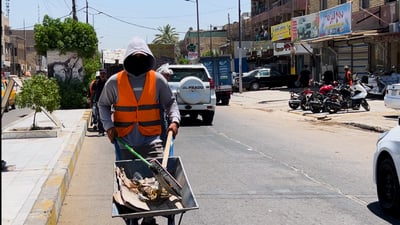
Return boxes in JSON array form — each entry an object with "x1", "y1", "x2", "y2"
[{"x1": 23, "y1": 110, "x2": 90, "y2": 225}]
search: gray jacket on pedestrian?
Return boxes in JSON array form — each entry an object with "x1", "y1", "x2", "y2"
[{"x1": 98, "y1": 37, "x2": 180, "y2": 148}]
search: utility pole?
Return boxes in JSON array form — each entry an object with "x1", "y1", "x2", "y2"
[
  {"x1": 196, "y1": 0, "x2": 200, "y2": 60},
  {"x1": 238, "y1": 0, "x2": 243, "y2": 93},
  {"x1": 72, "y1": 0, "x2": 78, "y2": 21},
  {"x1": 290, "y1": 0, "x2": 296, "y2": 75},
  {"x1": 210, "y1": 25, "x2": 213, "y2": 56},
  {"x1": 24, "y1": 20, "x2": 27, "y2": 76},
  {"x1": 86, "y1": 0, "x2": 89, "y2": 23}
]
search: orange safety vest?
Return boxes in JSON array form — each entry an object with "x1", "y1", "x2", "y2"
[{"x1": 113, "y1": 70, "x2": 161, "y2": 137}]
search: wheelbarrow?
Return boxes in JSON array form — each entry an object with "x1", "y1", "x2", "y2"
[
  {"x1": 112, "y1": 157, "x2": 198, "y2": 225},
  {"x1": 112, "y1": 133, "x2": 198, "y2": 225}
]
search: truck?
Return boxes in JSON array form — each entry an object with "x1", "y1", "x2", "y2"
[{"x1": 200, "y1": 56, "x2": 233, "y2": 105}]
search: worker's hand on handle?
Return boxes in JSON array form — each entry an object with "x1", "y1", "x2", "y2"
[
  {"x1": 168, "y1": 122, "x2": 179, "y2": 138},
  {"x1": 107, "y1": 127, "x2": 117, "y2": 144}
]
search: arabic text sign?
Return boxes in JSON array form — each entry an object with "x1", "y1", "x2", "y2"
[
  {"x1": 271, "y1": 21, "x2": 291, "y2": 41},
  {"x1": 319, "y1": 2, "x2": 352, "y2": 37}
]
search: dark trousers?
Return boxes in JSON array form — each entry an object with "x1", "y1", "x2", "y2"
[{"x1": 95, "y1": 102, "x2": 104, "y2": 133}]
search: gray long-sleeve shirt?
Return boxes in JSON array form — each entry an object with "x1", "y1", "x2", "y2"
[
  {"x1": 98, "y1": 37, "x2": 180, "y2": 148},
  {"x1": 98, "y1": 71, "x2": 180, "y2": 147}
]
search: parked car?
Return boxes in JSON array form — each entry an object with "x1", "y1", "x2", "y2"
[
  {"x1": 1, "y1": 78, "x2": 17, "y2": 112},
  {"x1": 384, "y1": 83, "x2": 400, "y2": 110},
  {"x1": 373, "y1": 117, "x2": 400, "y2": 214},
  {"x1": 163, "y1": 64, "x2": 216, "y2": 125},
  {"x1": 233, "y1": 68, "x2": 297, "y2": 91}
]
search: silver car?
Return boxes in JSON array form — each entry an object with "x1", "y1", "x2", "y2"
[{"x1": 373, "y1": 117, "x2": 400, "y2": 214}]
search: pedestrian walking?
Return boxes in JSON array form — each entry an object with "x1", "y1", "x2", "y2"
[
  {"x1": 297, "y1": 65, "x2": 312, "y2": 90},
  {"x1": 98, "y1": 37, "x2": 180, "y2": 225},
  {"x1": 158, "y1": 67, "x2": 174, "y2": 146},
  {"x1": 93, "y1": 69, "x2": 108, "y2": 136}
]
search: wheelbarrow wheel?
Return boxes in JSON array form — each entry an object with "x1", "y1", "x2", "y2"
[{"x1": 125, "y1": 216, "x2": 176, "y2": 225}]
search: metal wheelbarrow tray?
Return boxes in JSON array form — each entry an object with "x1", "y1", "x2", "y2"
[{"x1": 112, "y1": 156, "x2": 199, "y2": 220}]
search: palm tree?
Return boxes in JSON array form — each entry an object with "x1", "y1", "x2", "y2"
[{"x1": 152, "y1": 24, "x2": 179, "y2": 44}]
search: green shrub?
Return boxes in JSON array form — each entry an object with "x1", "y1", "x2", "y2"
[{"x1": 16, "y1": 74, "x2": 60, "y2": 129}]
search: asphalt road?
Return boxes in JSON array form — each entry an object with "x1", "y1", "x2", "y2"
[{"x1": 57, "y1": 99, "x2": 400, "y2": 225}]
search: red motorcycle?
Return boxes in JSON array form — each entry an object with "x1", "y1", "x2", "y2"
[{"x1": 308, "y1": 82, "x2": 336, "y2": 113}]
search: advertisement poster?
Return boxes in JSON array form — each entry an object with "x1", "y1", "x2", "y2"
[
  {"x1": 319, "y1": 2, "x2": 352, "y2": 37},
  {"x1": 291, "y1": 13, "x2": 319, "y2": 41},
  {"x1": 271, "y1": 21, "x2": 291, "y2": 42}
]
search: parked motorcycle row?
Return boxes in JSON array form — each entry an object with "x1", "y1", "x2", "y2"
[{"x1": 288, "y1": 79, "x2": 370, "y2": 114}]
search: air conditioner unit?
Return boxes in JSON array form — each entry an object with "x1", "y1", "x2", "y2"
[{"x1": 389, "y1": 22, "x2": 400, "y2": 33}]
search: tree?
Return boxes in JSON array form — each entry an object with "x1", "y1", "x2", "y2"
[
  {"x1": 34, "y1": 16, "x2": 98, "y2": 58},
  {"x1": 34, "y1": 15, "x2": 101, "y2": 109},
  {"x1": 16, "y1": 74, "x2": 61, "y2": 129},
  {"x1": 152, "y1": 24, "x2": 179, "y2": 44}
]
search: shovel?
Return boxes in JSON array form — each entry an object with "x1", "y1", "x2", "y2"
[
  {"x1": 115, "y1": 137, "x2": 182, "y2": 197},
  {"x1": 162, "y1": 131, "x2": 174, "y2": 168}
]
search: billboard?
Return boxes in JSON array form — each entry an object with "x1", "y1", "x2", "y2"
[
  {"x1": 319, "y1": 2, "x2": 352, "y2": 37},
  {"x1": 291, "y1": 13, "x2": 319, "y2": 41}
]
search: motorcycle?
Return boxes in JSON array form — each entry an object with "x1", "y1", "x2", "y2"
[
  {"x1": 360, "y1": 72, "x2": 387, "y2": 97},
  {"x1": 288, "y1": 88, "x2": 316, "y2": 111},
  {"x1": 308, "y1": 82, "x2": 335, "y2": 113},
  {"x1": 323, "y1": 79, "x2": 370, "y2": 114}
]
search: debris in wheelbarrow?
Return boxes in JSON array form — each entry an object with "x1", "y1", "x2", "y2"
[
  {"x1": 114, "y1": 166, "x2": 183, "y2": 211},
  {"x1": 115, "y1": 137, "x2": 183, "y2": 197},
  {"x1": 112, "y1": 157, "x2": 198, "y2": 221}
]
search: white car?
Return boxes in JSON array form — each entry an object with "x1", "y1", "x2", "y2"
[
  {"x1": 373, "y1": 117, "x2": 400, "y2": 214},
  {"x1": 163, "y1": 64, "x2": 216, "y2": 125},
  {"x1": 384, "y1": 83, "x2": 400, "y2": 110}
]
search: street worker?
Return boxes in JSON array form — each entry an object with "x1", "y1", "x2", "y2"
[
  {"x1": 98, "y1": 37, "x2": 180, "y2": 225},
  {"x1": 344, "y1": 65, "x2": 353, "y2": 86}
]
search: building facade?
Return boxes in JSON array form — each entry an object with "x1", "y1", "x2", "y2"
[
  {"x1": 244, "y1": 0, "x2": 399, "y2": 80},
  {"x1": 1, "y1": 12, "x2": 37, "y2": 77}
]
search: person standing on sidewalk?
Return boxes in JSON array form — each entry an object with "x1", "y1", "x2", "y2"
[
  {"x1": 297, "y1": 65, "x2": 311, "y2": 90},
  {"x1": 344, "y1": 65, "x2": 353, "y2": 86},
  {"x1": 97, "y1": 37, "x2": 180, "y2": 225}
]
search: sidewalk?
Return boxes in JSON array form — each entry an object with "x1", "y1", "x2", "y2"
[
  {"x1": 230, "y1": 89, "x2": 400, "y2": 132},
  {"x1": 2, "y1": 109, "x2": 89, "y2": 225},
  {"x1": 1, "y1": 89, "x2": 399, "y2": 225}
]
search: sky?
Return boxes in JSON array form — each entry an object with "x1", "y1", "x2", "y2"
[{"x1": 2, "y1": 0, "x2": 251, "y2": 51}]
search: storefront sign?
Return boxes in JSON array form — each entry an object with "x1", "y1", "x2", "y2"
[
  {"x1": 271, "y1": 21, "x2": 291, "y2": 42},
  {"x1": 291, "y1": 13, "x2": 319, "y2": 41},
  {"x1": 319, "y1": 2, "x2": 352, "y2": 37}
]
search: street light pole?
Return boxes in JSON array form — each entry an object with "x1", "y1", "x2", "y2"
[
  {"x1": 238, "y1": 0, "x2": 243, "y2": 93},
  {"x1": 195, "y1": 0, "x2": 200, "y2": 59},
  {"x1": 185, "y1": 0, "x2": 201, "y2": 60}
]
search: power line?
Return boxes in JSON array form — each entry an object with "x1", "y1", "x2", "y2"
[{"x1": 88, "y1": 6, "x2": 157, "y2": 31}]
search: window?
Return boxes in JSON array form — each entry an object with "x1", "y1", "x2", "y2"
[
  {"x1": 360, "y1": 0, "x2": 369, "y2": 8},
  {"x1": 259, "y1": 69, "x2": 270, "y2": 77},
  {"x1": 320, "y1": 0, "x2": 327, "y2": 10},
  {"x1": 271, "y1": 70, "x2": 282, "y2": 77},
  {"x1": 169, "y1": 68, "x2": 208, "y2": 82},
  {"x1": 339, "y1": 0, "x2": 347, "y2": 4}
]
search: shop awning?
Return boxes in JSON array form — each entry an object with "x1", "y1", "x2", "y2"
[{"x1": 295, "y1": 30, "x2": 391, "y2": 44}]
